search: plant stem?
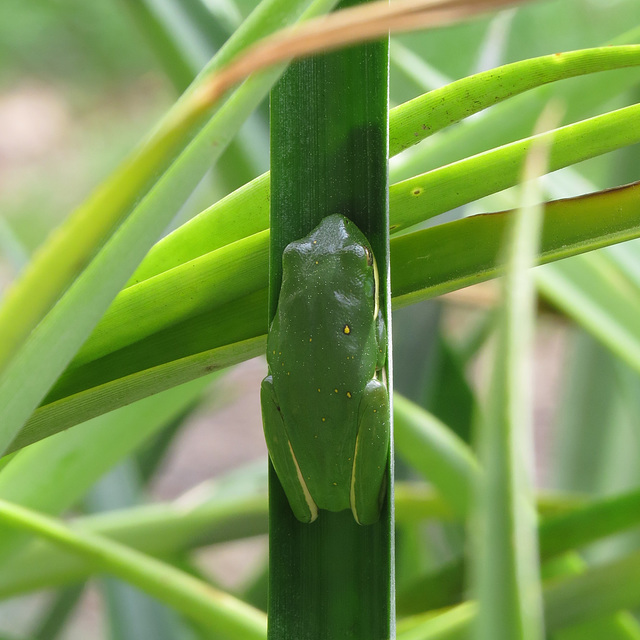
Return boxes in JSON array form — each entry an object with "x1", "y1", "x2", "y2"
[{"x1": 268, "y1": 1, "x2": 393, "y2": 637}]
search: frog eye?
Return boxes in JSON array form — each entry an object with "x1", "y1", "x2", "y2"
[{"x1": 363, "y1": 246, "x2": 373, "y2": 267}]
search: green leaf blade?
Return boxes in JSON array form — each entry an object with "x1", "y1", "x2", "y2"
[{"x1": 0, "y1": 0, "x2": 331, "y2": 457}]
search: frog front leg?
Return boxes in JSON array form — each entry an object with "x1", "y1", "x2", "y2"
[
  {"x1": 260, "y1": 376, "x2": 319, "y2": 523},
  {"x1": 350, "y1": 379, "x2": 391, "y2": 525}
]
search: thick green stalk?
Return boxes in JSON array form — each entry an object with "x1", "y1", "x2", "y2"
[{"x1": 267, "y1": 1, "x2": 392, "y2": 637}]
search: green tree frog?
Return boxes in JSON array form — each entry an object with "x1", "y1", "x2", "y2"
[{"x1": 261, "y1": 214, "x2": 390, "y2": 525}]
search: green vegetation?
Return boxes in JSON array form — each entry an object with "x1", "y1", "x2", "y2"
[{"x1": 1, "y1": 0, "x2": 640, "y2": 638}]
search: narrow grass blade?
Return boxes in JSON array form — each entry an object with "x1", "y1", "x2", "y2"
[
  {"x1": 8, "y1": 336, "x2": 265, "y2": 454},
  {"x1": 396, "y1": 546, "x2": 640, "y2": 638},
  {"x1": 12, "y1": 181, "x2": 640, "y2": 453},
  {"x1": 555, "y1": 614, "x2": 640, "y2": 640},
  {"x1": 391, "y1": 181, "x2": 640, "y2": 307},
  {"x1": 123, "y1": 0, "x2": 265, "y2": 193},
  {"x1": 398, "y1": 482, "x2": 640, "y2": 616},
  {"x1": 31, "y1": 584, "x2": 85, "y2": 640},
  {"x1": 391, "y1": 102, "x2": 640, "y2": 234},
  {"x1": 394, "y1": 395, "x2": 479, "y2": 517},
  {"x1": 129, "y1": 173, "x2": 271, "y2": 285},
  {"x1": 129, "y1": 46, "x2": 640, "y2": 283},
  {"x1": 0, "y1": 475, "x2": 637, "y2": 604},
  {"x1": 71, "y1": 231, "x2": 269, "y2": 367},
  {"x1": 544, "y1": 549, "x2": 640, "y2": 634},
  {"x1": 0, "y1": 375, "x2": 212, "y2": 566},
  {"x1": 0, "y1": 0, "x2": 331, "y2": 457},
  {"x1": 196, "y1": 0, "x2": 525, "y2": 105},
  {"x1": 397, "y1": 603, "x2": 476, "y2": 640},
  {"x1": 391, "y1": 29, "x2": 640, "y2": 183},
  {"x1": 547, "y1": 554, "x2": 640, "y2": 640},
  {"x1": 0, "y1": 480, "x2": 444, "y2": 600},
  {"x1": 91, "y1": 463, "x2": 187, "y2": 640},
  {"x1": 550, "y1": 330, "x2": 619, "y2": 493},
  {"x1": 121, "y1": 0, "x2": 201, "y2": 92},
  {"x1": 76, "y1": 96, "x2": 640, "y2": 368},
  {"x1": 121, "y1": 100, "x2": 640, "y2": 301},
  {"x1": 0, "y1": 499, "x2": 267, "y2": 640},
  {"x1": 0, "y1": 463, "x2": 271, "y2": 598},
  {"x1": 540, "y1": 487, "x2": 640, "y2": 561},
  {"x1": 537, "y1": 250, "x2": 640, "y2": 376},
  {"x1": 0, "y1": 104, "x2": 206, "y2": 377},
  {"x1": 0, "y1": 0, "x2": 311, "y2": 375},
  {"x1": 123, "y1": 0, "x2": 234, "y2": 91},
  {"x1": 470, "y1": 109, "x2": 554, "y2": 640},
  {"x1": 389, "y1": 45, "x2": 640, "y2": 156},
  {"x1": 63, "y1": 177, "x2": 640, "y2": 397}
]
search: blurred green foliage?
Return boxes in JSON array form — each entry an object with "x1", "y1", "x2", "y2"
[{"x1": 2, "y1": 0, "x2": 640, "y2": 638}]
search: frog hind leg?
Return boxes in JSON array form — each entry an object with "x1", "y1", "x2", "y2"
[
  {"x1": 261, "y1": 376, "x2": 318, "y2": 523},
  {"x1": 350, "y1": 379, "x2": 390, "y2": 525}
]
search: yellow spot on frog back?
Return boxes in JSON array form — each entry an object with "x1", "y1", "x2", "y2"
[
  {"x1": 346, "y1": 391, "x2": 352, "y2": 398},
  {"x1": 343, "y1": 325, "x2": 351, "y2": 335}
]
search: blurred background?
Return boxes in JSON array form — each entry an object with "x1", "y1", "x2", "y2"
[{"x1": 1, "y1": 0, "x2": 640, "y2": 637}]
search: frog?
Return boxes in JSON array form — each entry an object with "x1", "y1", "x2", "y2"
[{"x1": 261, "y1": 214, "x2": 389, "y2": 525}]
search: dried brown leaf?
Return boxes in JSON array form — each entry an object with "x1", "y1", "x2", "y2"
[{"x1": 191, "y1": 0, "x2": 527, "y2": 111}]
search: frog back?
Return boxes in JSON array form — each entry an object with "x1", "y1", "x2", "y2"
[{"x1": 267, "y1": 216, "x2": 379, "y2": 512}]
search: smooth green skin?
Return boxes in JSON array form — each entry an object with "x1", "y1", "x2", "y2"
[{"x1": 261, "y1": 215, "x2": 389, "y2": 525}]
